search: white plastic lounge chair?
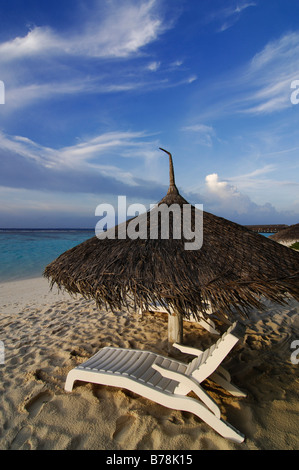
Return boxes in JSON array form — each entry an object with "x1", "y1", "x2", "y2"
[
  {"x1": 139, "y1": 302, "x2": 220, "y2": 335},
  {"x1": 65, "y1": 322, "x2": 246, "y2": 443}
]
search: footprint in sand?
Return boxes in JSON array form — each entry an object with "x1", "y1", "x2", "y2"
[
  {"x1": 25, "y1": 390, "x2": 53, "y2": 418},
  {"x1": 113, "y1": 414, "x2": 136, "y2": 443},
  {"x1": 10, "y1": 425, "x2": 33, "y2": 450}
]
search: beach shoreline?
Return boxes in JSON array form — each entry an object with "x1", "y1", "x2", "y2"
[{"x1": 0, "y1": 276, "x2": 298, "y2": 450}]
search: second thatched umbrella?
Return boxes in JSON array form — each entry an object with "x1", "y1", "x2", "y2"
[
  {"x1": 269, "y1": 223, "x2": 299, "y2": 248},
  {"x1": 44, "y1": 149, "x2": 299, "y2": 343}
]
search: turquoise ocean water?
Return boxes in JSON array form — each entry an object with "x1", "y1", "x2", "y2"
[
  {"x1": 0, "y1": 230, "x2": 95, "y2": 283},
  {"x1": 0, "y1": 229, "x2": 275, "y2": 283}
]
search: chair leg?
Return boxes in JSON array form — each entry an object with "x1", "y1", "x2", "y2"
[
  {"x1": 210, "y1": 372, "x2": 247, "y2": 398},
  {"x1": 216, "y1": 365, "x2": 231, "y2": 382},
  {"x1": 65, "y1": 371, "x2": 76, "y2": 392},
  {"x1": 175, "y1": 396, "x2": 245, "y2": 443}
]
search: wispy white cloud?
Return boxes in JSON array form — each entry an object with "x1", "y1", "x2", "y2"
[
  {"x1": 191, "y1": 30, "x2": 299, "y2": 119},
  {"x1": 0, "y1": 1, "x2": 166, "y2": 61},
  {"x1": 2, "y1": 74, "x2": 198, "y2": 112},
  {"x1": 0, "y1": 1, "x2": 197, "y2": 111},
  {"x1": 225, "y1": 165, "x2": 278, "y2": 192},
  {"x1": 0, "y1": 1, "x2": 167, "y2": 110},
  {"x1": 0, "y1": 129, "x2": 167, "y2": 196},
  {"x1": 230, "y1": 165, "x2": 276, "y2": 180},
  {"x1": 239, "y1": 32, "x2": 299, "y2": 114},
  {"x1": 181, "y1": 124, "x2": 215, "y2": 146},
  {"x1": 4, "y1": 80, "x2": 94, "y2": 110},
  {"x1": 219, "y1": 3, "x2": 256, "y2": 32},
  {"x1": 186, "y1": 75, "x2": 198, "y2": 84},
  {"x1": 204, "y1": 1, "x2": 256, "y2": 33},
  {"x1": 261, "y1": 145, "x2": 299, "y2": 158},
  {"x1": 147, "y1": 61, "x2": 161, "y2": 71},
  {"x1": 170, "y1": 60, "x2": 183, "y2": 68},
  {"x1": 0, "y1": 130, "x2": 147, "y2": 178},
  {"x1": 0, "y1": 27, "x2": 59, "y2": 62}
]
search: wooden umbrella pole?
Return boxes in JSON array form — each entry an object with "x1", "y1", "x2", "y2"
[{"x1": 168, "y1": 310, "x2": 183, "y2": 344}]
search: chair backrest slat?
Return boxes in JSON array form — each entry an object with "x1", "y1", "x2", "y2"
[{"x1": 185, "y1": 322, "x2": 242, "y2": 382}]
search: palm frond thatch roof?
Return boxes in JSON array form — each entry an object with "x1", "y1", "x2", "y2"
[{"x1": 44, "y1": 149, "x2": 299, "y2": 321}]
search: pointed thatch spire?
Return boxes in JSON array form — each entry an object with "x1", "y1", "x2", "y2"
[{"x1": 159, "y1": 148, "x2": 179, "y2": 196}]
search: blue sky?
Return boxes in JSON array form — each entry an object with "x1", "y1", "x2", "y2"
[{"x1": 0, "y1": 0, "x2": 299, "y2": 228}]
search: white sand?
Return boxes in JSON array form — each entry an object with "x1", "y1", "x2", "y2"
[{"x1": 0, "y1": 276, "x2": 298, "y2": 450}]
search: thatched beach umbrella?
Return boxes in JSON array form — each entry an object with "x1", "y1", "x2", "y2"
[
  {"x1": 44, "y1": 149, "x2": 299, "y2": 343},
  {"x1": 269, "y1": 223, "x2": 299, "y2": 247}
]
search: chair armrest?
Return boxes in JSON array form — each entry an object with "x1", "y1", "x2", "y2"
[
  {"x1": 152, "y1": 363, "x2": 220, "y2": 418},
  {"x1": 152, "y1": 363, "x2": 187, "y2": 383},
  {"x1": 173, "y1": 343, "x2": 203, "y2": 356}
]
